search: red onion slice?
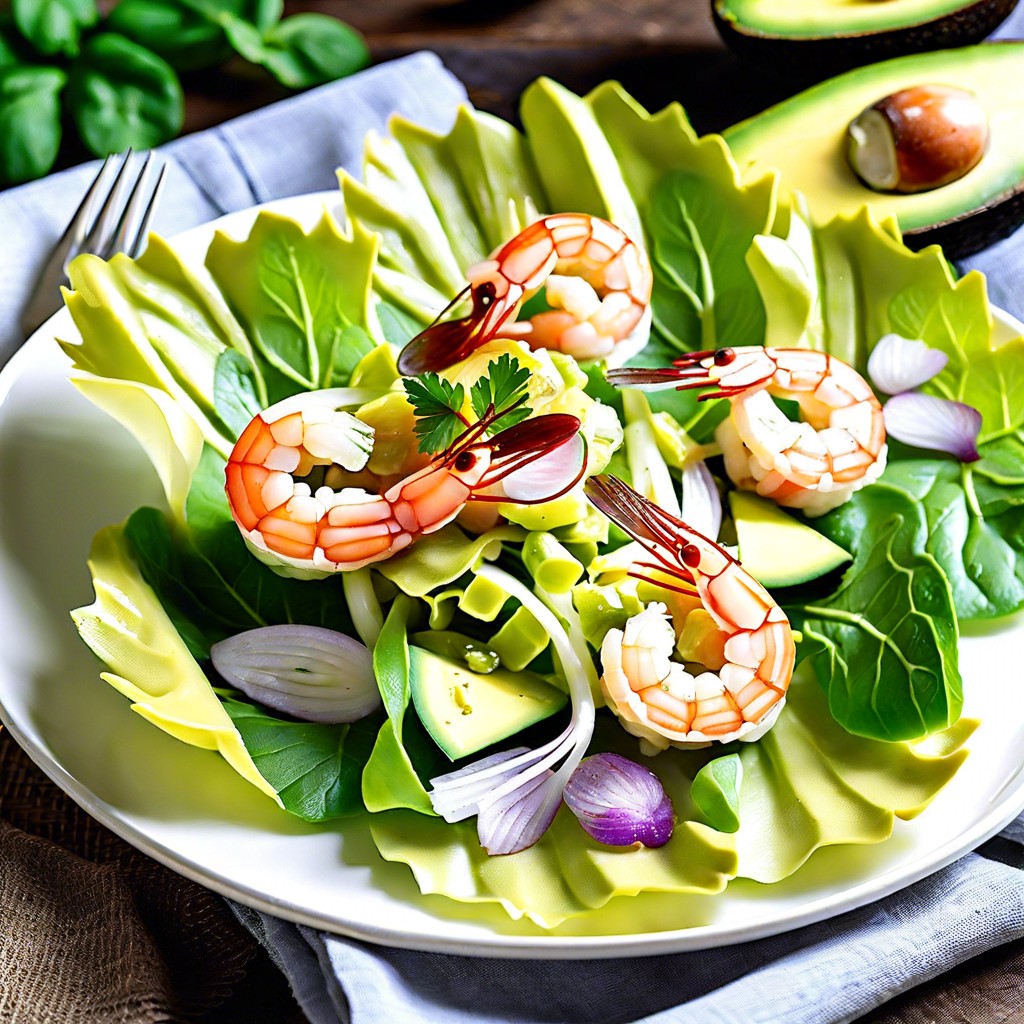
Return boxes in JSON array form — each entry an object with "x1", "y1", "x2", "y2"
[
  {"x1": 867, "y1": 334, "x2": 948, "y2": 396},
  {"x1": 210, "y1": 624, "x2": 379, "y2": 723},
  {"x1": 883, "y1": 392, "x2": 982, "y2": 462},
  {"x1": 563, "y1": 752, "x2": 674, "y2": 848},
  {"x1": 499, "y1": 433, "x2": 586, "y2": 502}
]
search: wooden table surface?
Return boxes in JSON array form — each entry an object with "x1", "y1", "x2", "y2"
[{"x1": 5, "y1": 1, "x2": 1024, "y2": 1020}]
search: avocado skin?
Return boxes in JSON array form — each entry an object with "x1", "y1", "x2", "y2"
[
  {"x1": 713, "y1": 0, "x2": 1019, "y2": 73},
  {"x1": 903, "y1": 184, "x2": 1024, "y2": 257}
]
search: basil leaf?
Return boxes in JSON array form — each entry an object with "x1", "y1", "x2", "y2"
[
  {"x1": 12, "y1": 0, "x2": 96, "y2": 57},
  {"x1": 221, "y1": 696, "x2": 381, "y2": 820},
  {"x1": 0, "y1": 65, "x2": 64, "y2": 185},
  {"x1": 187, "y1": 0, "x2": 282, "y2": 33},
  {"x1": 67, "y1": 33, "x2": 183, "y2": 156},
  {"x1": 104, "y1": 0, "x2": 230, "y2": 72},
  {"x1": 791, "y1": 487, "x2": 962, "y2": 741},
  {"x1": 0, "y1": 17, "x2": 32, "y2": 68},
  {"x1": 213, "y1": 349, "x2": 263, "y2": 439},
  {"x1": 221, "y1": 12, "x2": 368, "y2": 89}
]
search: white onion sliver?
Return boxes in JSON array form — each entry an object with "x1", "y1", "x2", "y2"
[
  {"x1": 476, "y1": 770, "x2": 561, "y2": 855},
  {"x1": 500, "y1": 433, "x2": 586, "y2": 502},
  {"x1": 210, "y1": 624, "x2": 379, "y2": 723},
  {"x1": 883, "y1": 392, "x2": 982, "y2": 462},
  {"x1": 681, "y1": 459, "x2": 722, "y2": 541},
  {"x1": 867, "y1": 334, "x2": 949, "y2": 396}
]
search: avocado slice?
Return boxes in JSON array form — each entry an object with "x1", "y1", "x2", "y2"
[
  {"x1": 408, "y1": 646, "x2": 567, "y2": 761},
  {"x1": 723, "y1": 44, "x2": 1024, "y2": 258},
  {"x1": 729, "y1": 491, "x2": 851, "y2": 588},
  {"x1": 713, "y1": 0, "x2": 1017, "y2": 73}
]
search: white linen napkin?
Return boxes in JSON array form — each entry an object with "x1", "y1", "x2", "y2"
[{"x1": 2, "y1": 42, "x2": 1023, "y2": 1024}]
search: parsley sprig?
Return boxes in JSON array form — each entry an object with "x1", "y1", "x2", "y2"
[{"x1": 403, "y1": 354, "x2": 533, "y2": 454}]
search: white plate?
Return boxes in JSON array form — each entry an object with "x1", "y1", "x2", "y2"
[{"x1": 2, "y1": 194, "x2": 1024, "y2": 960}]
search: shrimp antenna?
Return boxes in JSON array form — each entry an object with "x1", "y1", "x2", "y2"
[{"x1": 585, "y1": 475, "x2": 734, "y2": 576}]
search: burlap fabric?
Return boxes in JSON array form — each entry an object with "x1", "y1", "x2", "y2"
[{"x1": 0, "y1": 728, "x2": 306, "y2": 1023}]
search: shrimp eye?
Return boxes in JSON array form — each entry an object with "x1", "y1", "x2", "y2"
[
  {"x1": 681, "y1": 543, "x2": 701, "y2": 568},
  {"x1": 476, "y1": 281, "x2": 496, "y2": 308},
  {"x1": 713, "y1": 348, "x2": 735, "y2": 366},
  {"x1": 454, "y1": 450, "x2": 477, "y2": 472}
]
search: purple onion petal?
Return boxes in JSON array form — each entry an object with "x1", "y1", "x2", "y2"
[
  {"x1": 476, "y1": 770, "x2": 561, "y2": 855},
  {"x1": 883, "y1": 392, "x2": 982, "y2": 462},
  {"x1": 563, "y1": 753, "x2": 674, "y2": 849},
  {"x1": 867, "y1": 334, "x2": 949, "y2": 396}
]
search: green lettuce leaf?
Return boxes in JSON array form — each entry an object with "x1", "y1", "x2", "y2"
[
  {"x1": 362, "y1": 594, "x2": 437, "y2": 814},
  {"x1": 371, "y1": 675, "x2": 971, "y2": 926},
  {"x1": 205, "y1": 210, "x2": 382, "y2": 395},
  {"x1": 71, "y1": 522, "x2": 279, "y2": 804}
]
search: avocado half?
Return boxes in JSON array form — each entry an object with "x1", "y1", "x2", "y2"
[
  {"x1": 713, "y1": 0, "x2": 1019, "y2": 72},
  {"x1": 722, "y1": 43, "x2": 1024, "y2": 258}
]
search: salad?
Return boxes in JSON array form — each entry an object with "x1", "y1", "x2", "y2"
[{"x1": 62, "y1": 78, "x2": 1022, "y2": 929}]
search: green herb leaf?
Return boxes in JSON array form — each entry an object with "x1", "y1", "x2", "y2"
[
  {"x1": 0, "y1": 65, "x2": 64, "y2": 186},
  {"x1": 104, "y1": 0, "x2": 231, "y2": 72},
  {"x1": 403, "y1": 373, "x2": 465, "y2": 454},
  {"x1": 469, "y1": 352, "x2": 532, "y2": 430},
  {"x1": 219, "y1": 11, "x2": 367, "y2": 89},
  {"x1": 13, "y1": 0, "x2": 96, "y2": 57},
  {"x1": 221, "y1": 696, "x2": 380, "y2": 820},
  {"x1": 792, "y1": 486, "x2": 962, "y2": 741},
  {"x1": 66, "y1": 33, "x2": 183, "y2": 155}
]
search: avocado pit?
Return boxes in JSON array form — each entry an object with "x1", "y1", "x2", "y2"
[{"x1": 847, "y1": 84, "x2": 989, "y2": 193}]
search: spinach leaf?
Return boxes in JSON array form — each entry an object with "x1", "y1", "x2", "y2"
[
  {"x1": 647, "y1": 169, "x2": 771, "y2": 353},
  {"x1": 222, "y1": 12, "x2": 368, "y2": 89},
  {"x1": 0, "y1": 65, "x2": 64, "y2": 185},
  {"x1": 789, "y1": 486, "x2": 962, "y2": 741},
  {"x1": 13, "y1": 0, "x2": 96, "y2": 57},
  {"x1": 865, "y1": 460, "x2": 1024, "y2": 621},
  {"x1": 122, "y1": 447, "x2": 358, "y2": 660},
  {"x1": 67, "y1": 33, "x2": 183, "y2": 155},
  {"x1": 221, "y1": 696, "x2": 381, "y2": 820}
]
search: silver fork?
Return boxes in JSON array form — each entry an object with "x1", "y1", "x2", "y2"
[{"x1": 20, "y1": 150, "x2": 167, "y2": 337}]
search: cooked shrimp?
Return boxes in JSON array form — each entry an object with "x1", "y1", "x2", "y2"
[
  {"x1": 226, "y1": 392, "x2": 586, "y2": 575},
  {"x1": 608, "y1": 347, "x2": 887, "y2": 516},
  {"x1": 397, "y1": 213, "x2": 652, "y2": 375},
  {"x1": 585, "y1": 475, "x2": 795, "y2": 750}
]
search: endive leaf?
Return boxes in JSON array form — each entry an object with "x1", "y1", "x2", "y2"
[{"x1": 71, "y1": 523, "x2": 279, "y2": 803}]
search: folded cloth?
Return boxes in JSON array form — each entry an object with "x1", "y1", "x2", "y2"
[
  {"x1": 231, "y1": 839, "x2": 1024, "y2": 1024},
  {"x1": 3, "y1": 36, "x2": 1024, "y2": 1024},
  {"x1": 0, "y1": 51, "x2": 468, "y2": 364}
]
